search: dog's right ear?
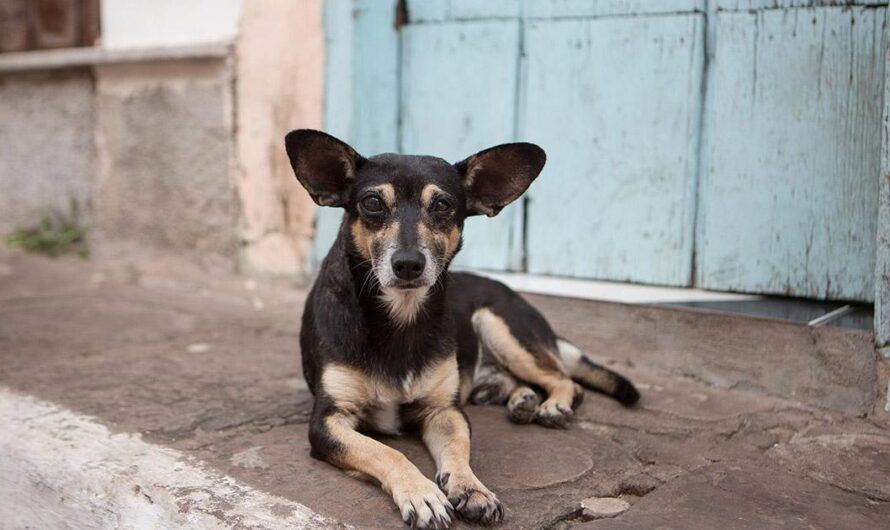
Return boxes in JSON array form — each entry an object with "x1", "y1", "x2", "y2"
[{"x1": 284, "y1": 129, "x2": 365, "y2": 207}]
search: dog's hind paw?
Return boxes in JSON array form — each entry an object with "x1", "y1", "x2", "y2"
[
  {"x1": 507, "y1": 386, "x2": 540, "y2": 424},
  {"x1": 436, "y1": 472, "x2": 504, "y2": 525},
  {"x1": 393, "y1": 478, "x2": 454, "y2": 529}
]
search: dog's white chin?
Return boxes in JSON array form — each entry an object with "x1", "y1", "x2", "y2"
[{"x1": 380, "y1": 286, "x2": 429, "y2": 327}]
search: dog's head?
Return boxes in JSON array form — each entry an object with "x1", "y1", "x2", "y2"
[{"x1": 285, "y1": 130, "x2": 545, "y2": 308}]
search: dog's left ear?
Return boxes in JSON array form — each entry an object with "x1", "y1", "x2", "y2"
[
  {"x1": 284, "y1": 129, "x2": 365, "y2": 207},
  {"x1": 455, "y1": 143, "x2": 546, "y2": 217}
]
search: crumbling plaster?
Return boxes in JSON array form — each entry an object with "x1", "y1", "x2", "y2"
[{"x1": 234, "y1": 0, "x2": 324, "y2": 276}]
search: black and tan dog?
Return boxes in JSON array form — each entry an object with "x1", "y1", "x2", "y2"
[{"x1": 285, "y1": 130, "x2": 639, "y2": 529}]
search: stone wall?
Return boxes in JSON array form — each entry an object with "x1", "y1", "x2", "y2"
[
  {"x1": 94, "y1": 58, "x2": 238, "y2": 263},
  {"x1": 0, "y1": 69, "x2": 95, "y2": 234},
  {"x1": 0, "y1": 1, "x2": 325, "y2": 274}
]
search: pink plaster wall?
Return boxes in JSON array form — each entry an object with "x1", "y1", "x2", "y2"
[{"x1": 235, "y1": 0, "x2": 324, "y2": 276}]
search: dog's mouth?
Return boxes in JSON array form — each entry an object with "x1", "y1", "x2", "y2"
[{"x1": 388, "y1": 279, "x2": 428, "y2": 290}]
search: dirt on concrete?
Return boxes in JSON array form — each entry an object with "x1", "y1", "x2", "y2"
[{"x1": 1, "y1": 247, "x2": 888, "y2": 529}]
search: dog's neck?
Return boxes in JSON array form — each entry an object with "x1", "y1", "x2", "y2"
[
  {"x1": 378, "y1": 286, "x2": 430, "y2": 327},
  {"x1": 320, "y1": 224, "x2": 456, "y2": 383}
]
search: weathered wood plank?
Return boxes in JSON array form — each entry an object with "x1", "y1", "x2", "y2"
[
  {"x1": 408, "y1": 0, "x2": 521, "y2": 21},
  {"x1": 877, "y1": 7, "x2": 890, "y2": 348},
  {"x1": 322, "y1": 0, "x2": 354, "y2": 142},
  {"x1": 400, "y1": 19, "x2": 524, "y2": 271},
  {"x1": 406, "y1": 0, "x2": 449, "y2": 22},
  {"x1": 0, "y1": 0, "x2": 30, "y2": 52},
  {"x1": 697, "y1": 7, "x2": 885, "y2": 301},
  {"x1": 522, "y1": 14, "x2": 705, "y2": 285},
  {"x1": 449, "y1": 0, "x2": 522, "y2": 20},
  {"x1": 715, "y1": 1, "x2": 885, "y2": 11},
  {"x1": 313, "y1": 0, "x2": 353, "y2": 268},
  {"x1": 410, "y1": 0, "x2": 706, "y2": 22},
  {"x1": 313, "y1": 0, "x2": 401, "y2": 267},
  {"x1": 33, "y1": 0, "x2": 80, "y2": 49},
  {"x1": 525, "y1": 0, "x2": 704, "y2": 19},
  {"x1": 351, "y1": 0, "x2": 401, "y2": 154}
]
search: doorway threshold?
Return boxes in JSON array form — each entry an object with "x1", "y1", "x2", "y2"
[{"x1": 461, "y1": 269, "x2": 873, "y2": 331}]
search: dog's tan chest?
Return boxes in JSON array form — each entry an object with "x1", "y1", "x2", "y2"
[{"x1": 321, "y1": 357, "x2": 460, "y2": 433}]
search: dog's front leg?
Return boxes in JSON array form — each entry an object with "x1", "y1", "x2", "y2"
[
  {"x1": 422, "y1": 407, "x2": 504, "y2": 525},
  {"x1": 311, "y1": 410, "x2": 454, "y2": 529}
]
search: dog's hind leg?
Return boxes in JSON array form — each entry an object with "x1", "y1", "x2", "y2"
[
  {"x1": 471, "y1": 308, "x2": 581, "y2": 428},
  {"x1": 466, "y1": 356, "x2": 542, "y2": 424},
  {"x1": 468, "y1": 358, "x2": 542, "y2": 424},
  {"x1": 468, "y1": 361, "x2": 517, "y2": 406}
]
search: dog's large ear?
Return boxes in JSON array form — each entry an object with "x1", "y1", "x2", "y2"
[
  {"x1": 454, "y1": 143, "x2": 546, "y2": 217},
  {"x1": 284, "y1": 129, "x2": 365, "y2": 207}
]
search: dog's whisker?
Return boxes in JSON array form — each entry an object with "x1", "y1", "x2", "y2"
[
  {"x1": 351, "y1": 258, "x2": 373, "y2": 271},
  {"x1": 359, "y1": 268, "x2": 377, "y2": 297}
]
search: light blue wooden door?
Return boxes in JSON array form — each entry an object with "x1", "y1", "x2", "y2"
[
  {"x1": 698, "y1": 3, "x2": 885, "y2": 301},
  {"x1": 400, "y1": 17, "x2": 524, "y2": 271},
  {"x1": 521, "y1": 9, "x2": 705, "y2": 285},
  {"x1": 315, "y1": 0, "x2": 525, "y2": 270},
  {"x1": 313, "y1": 0, "x2": 401, "y2": 267},
  {"x1": 317, "y1": 0, "x2": 886, "y2": 303},
  {"x1": 318, "y1": 0, "x2": 706, "y2": 281}
]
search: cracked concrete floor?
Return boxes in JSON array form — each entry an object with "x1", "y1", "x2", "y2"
[{"x1": 1, "y1": 247, "x2": 888, "y2": 529}]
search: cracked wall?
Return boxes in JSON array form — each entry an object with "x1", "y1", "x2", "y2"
[
  {"x1": 0, "y1": 70, "x2": 95, "y2": 234},
  {"x1": 94, "y1": 59, "x2": 239, "y2": 263},
  {"x1": 234, "y1": 0, "x2": 323, "y2": 277}
]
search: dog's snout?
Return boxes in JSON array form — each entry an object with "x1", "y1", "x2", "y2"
[{"x1": 391, "y1": 249, "x2": 425, "y2": 281}]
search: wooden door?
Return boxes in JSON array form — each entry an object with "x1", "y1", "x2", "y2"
[
  {"x1": 520, "y1": 4, "x2": 704, "y2": 285},
  {"x1": 697, "y1": 3, "x2": 885, "y2": 301},
  {"x1": 317, "y1": 0, "x2": 886, "y2": 303}
]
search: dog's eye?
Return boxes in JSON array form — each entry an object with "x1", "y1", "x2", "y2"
[
  {"x1": 361, "y1": 196, "x2": 384, "y2": 214},
  {"x1": 433, "y1": 199, "x2": 452, "y2": 213}
]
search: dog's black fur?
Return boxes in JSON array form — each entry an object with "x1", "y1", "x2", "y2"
[{"x1": 286, "y1": 129, "x2": 638, "y2": 529}]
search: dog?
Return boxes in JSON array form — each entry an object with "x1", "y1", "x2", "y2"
[{"x1": 285, "y1": 129, "x2": 639, "y2": 529}]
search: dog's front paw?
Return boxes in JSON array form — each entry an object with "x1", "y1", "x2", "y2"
[
  {"x1": 392, "y1": 476, "x2": 454, "y2": 529},
  {"x1": 436, "y1": 472, "x2": 504, "y2": 525},
  {"x1": 533, "y1": 398, "x2": 574, "y2": 428}
]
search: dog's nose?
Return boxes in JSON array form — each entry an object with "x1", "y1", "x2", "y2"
[{"x1": 391, "y1": 249, "x2": 425, "y2": 281}]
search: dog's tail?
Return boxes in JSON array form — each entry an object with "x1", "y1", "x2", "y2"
[{"x1": 556, "y1": 338, "x2": 640, "y2": 406}]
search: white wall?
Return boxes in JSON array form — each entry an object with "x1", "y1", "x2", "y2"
[{"x1": 101, "y1": 0, "x2": 244, "y2": 49}]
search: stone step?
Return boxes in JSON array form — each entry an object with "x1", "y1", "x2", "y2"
[{"x1": 0, "y1": 388, "x2": 337, "y2": 530}]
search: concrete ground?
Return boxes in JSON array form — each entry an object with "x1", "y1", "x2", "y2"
[{"x1": 1, "y1": 247, "x2": 888, "y2": 529}]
